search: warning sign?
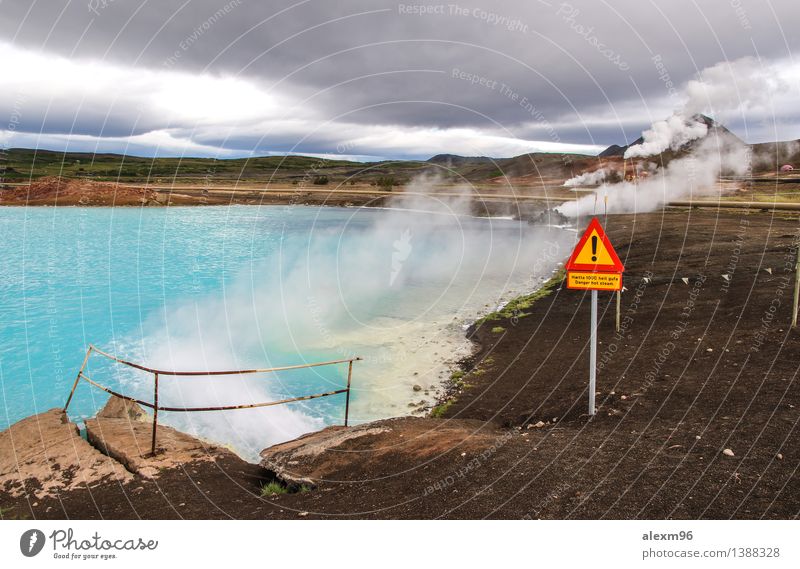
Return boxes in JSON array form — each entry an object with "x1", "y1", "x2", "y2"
[
  {"x1": 565, "y1": 217, "x2": 624, "y2": 273},
  {"x1": 565, "y1": 218, "x2": 624, "y2": 291}
]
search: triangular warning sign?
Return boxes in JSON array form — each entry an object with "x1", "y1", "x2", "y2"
[{"x1": 565, "y1": 218, "x2": 624, "y2": 272}]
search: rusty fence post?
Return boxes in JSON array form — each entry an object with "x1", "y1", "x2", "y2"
[
  {"x1": 793, "y1": 254, "x2": 800, "y2": 329},
  {"x1": 64, "y1": 346, "x2": 93, "y2": 412},
  {"x1": 344, "y1": 360, "x2": 353, "y2": 427},
  {"x1": 151, "y1": 372, "x2": 159, "y2": 455}
]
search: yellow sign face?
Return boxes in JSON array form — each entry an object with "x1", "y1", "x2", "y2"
[
  {"x1": 572, "y1": 229, "x2": 617, "y2": 267},
  {"x1": 567, "y1": 271, "x2": 622, "y2": 291}
]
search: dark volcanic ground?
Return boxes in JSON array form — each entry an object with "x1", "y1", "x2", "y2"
[{"x1": 1, "y1": 208, "x2": 798, "y2": 520}]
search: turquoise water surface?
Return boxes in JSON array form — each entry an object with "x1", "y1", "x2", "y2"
[{"x1": 0, "y1": 204, "x2": 569, "y2": 458}]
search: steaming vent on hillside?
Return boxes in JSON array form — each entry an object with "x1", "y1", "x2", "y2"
[{"x1": 557, "y1": 57, "x2": 795, "y2": 217}]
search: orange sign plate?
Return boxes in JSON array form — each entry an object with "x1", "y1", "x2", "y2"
[{"x1": 567, "y1": 271, "x2": 622, "y2": 291}]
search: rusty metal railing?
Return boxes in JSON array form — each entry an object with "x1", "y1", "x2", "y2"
[{"x1": 64, "y1": 345, "x2": 361, "y2": 455}]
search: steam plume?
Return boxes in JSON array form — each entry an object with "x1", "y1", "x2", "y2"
[
  {"x1": 563, "y1": 168, "x2": 608, "y2": 187},
  {"x1": 116, "y1": 176, "x2": 571, "y2": 459},
  {"x1": 559, "y1": 57, "x2": 790, "y2": 217}
]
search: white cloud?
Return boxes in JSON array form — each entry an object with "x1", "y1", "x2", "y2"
[
  {"x1": 0, "y1": 42, "x2": 604, "y2": 159},
  {"x1": 1, "y1": 41, "x2": 797, "y2": 161}
]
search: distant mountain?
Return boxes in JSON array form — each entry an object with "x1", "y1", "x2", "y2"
[
  {"x1": 599, "y1": 114, "x2": 744, "y2": 158},
  {"x1": 598, "y1": 144, "x2": 626, "y2": 158},
  {"x1": 427, "y1": 154, "x2": 493, "y2": 166}
]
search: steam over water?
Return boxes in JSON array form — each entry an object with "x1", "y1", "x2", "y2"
[{"x1": 0, "y1": 203, "x2": 570, "y2": 459}]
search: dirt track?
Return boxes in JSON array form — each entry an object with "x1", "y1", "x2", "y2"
[{"x1": 1, "y1": 208, "x2": 798, "y2": 519}]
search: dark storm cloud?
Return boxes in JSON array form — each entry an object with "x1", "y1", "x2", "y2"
[{"x1": 0, "y1": 0, "x2": 797, "y2": 156}]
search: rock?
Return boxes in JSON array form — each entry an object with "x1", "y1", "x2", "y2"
[
  {"x1": 777, "y1": 453, "x2": 784, "y2": 460},
  {"x1": 722, "y1": 448, "x2": 735, "y2": 457},
  {"x1": 413, "y1": 384, "x2": 422, "y2": 392},
  {"x1": 0, "y1": 409, "x2": 132, "y2": 499},
  {"x1": 97, "y1": 396, "x2": 147, "y2": 422},
  {"x1": 85, "y1": 396, "x2": 243, "y2": 479},
  {"x1": 534, "y1": 421, "x2": 546, "y2": 428},
  {"x1": 260, "y1": 417, "x2": 500, "y2": 488}
]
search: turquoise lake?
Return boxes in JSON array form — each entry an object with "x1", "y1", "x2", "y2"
[{"x1": 0, "y1": 204, "x2": 571, "y2": 459}]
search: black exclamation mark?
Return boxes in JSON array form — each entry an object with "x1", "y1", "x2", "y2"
[{"x1": 591, "y1": 235, "x2": 598, "y2": 262}]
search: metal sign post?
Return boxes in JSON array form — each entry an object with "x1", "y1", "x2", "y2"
[
  {"x1": 589, "y1": 289, "x2": 598, "y2": 415},
  {"x1": 565, "y1": 217, "x2": 624, "y2": 417}
]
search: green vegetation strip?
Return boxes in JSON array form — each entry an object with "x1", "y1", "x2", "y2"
[
  {"x1": 429, "y1": 271, "x2": 565, "y2": 419},
  {"x1": 476, "y1": 268, "x2": 565, "y2": 325}
]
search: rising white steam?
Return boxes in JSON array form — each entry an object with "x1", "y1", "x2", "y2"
[
  {"x1": 623, "y1": 115, "x2": 708, "y2": 159},
  {"x1": 563, "y1": 168, "x2": 608, "y2": 187},
  {"x1": 683, "y1": 57, "x2": 788, "y2": 117},
  {"x1": 624, "y1": 57, "x2": 787, "y2": 160},
  {"x1": 559, "y1": 132, "x2": 750, "y2": 217},
  {"x1": 117, "y1": 176, "x2": 571, "y2": 460},
  {"x1": 560, "y1": 57, "x2": 790, "y2": 217}
]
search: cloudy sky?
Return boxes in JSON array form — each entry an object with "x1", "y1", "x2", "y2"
[{"x1": 0, "y1": 0, "x2": 797, "y2": 160}]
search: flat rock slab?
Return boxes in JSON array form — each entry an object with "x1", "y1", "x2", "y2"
[
  {"x1": 260, "y1": 416, "x2": 501, "y2": 487},
  {"x1": 0, "y1": 408, "x2": 132, "y2": 499},
  {"x1": 85, "y1": 397, "x2": 244, "y2": 479}
]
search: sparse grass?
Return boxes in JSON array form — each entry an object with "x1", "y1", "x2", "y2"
[
  {"x1": 491, "y1": 326, "x2": 506, "y2": 334},
  {"x1": 430, "y1": 400, "x2": 454, "y2": 418},
  {"x1": 299, "y1": 484, "x2": 312, "y2": 493},
  {"x1": 261, "y1": 481, "x2": 288, "y2": 496},
  {"x1": 450, "y1": 370, "x2": 465, "y2": 381},
  {"x1": 477, "y1": 268, "x2": 565, "y2": 325},
  {"x1": 0, "y1": 506, "x2": 25, "y2": 520}
]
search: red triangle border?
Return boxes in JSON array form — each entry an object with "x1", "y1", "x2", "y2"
[{"x1": 565, "y1": 217, "x2": 625, "y2": 273}]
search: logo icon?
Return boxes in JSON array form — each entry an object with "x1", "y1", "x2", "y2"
[
  {"x1": 20, "y1": 529, "x2": 46, "y2": 557},
  {"x1": 390, "y1": 228, "x2": 412, "y2": 286}
]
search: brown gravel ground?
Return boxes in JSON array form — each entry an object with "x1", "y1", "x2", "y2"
[{"x1": 1, "y1": 208, "x2": 798, "y2": 519}]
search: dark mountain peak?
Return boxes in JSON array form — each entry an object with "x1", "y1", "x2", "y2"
[
  {"x1": 598, "y1": 114, "x2": 742, "y2": 158},
  {"x1": 598, "y1": 144, "x2": 626, "y2": 158},
  {"x1": 427, "y1": 154, "x2": 492, "y2": 166}
]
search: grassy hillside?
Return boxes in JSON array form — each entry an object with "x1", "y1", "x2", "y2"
[
  {"x1": 0, "y1": 148, "x2": 435, "y2": 185},
  {"x1": 0, "y1": 147, "x2": 594, "y2": 186}
]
